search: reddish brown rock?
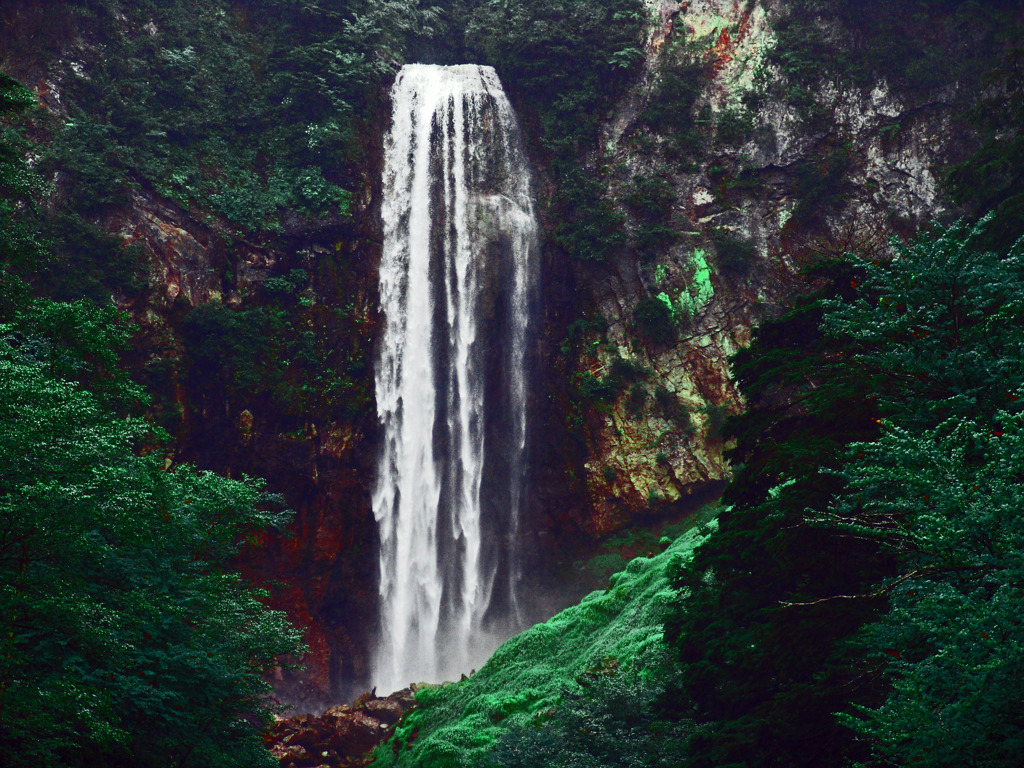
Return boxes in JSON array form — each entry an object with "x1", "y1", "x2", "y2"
[
  {"x1": 364, "y1": 698, "x2": 403, "y2": 726},
  {"x1": 272, "y1": 744, "x2": 311, "y2": 764},
  {"x1": 266, "y1": 688, "x2": 417, "y2": 768}
]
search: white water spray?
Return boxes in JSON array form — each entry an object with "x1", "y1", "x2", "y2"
[{"x1": 372, "y1": 64, "x2": 539, "y2": 694}]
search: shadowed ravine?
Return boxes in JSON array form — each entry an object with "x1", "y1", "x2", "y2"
[{"x1": 372, "y1": 64, "x2": 540, "y2": 695}]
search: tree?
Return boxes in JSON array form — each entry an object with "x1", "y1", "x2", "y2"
[
  {"x1": 821, "y1": 217, "x2": 1024, "y2": 431},
  {"x1": 664, "y1": 219, "x2": 1024, "y2": 767},
  {"x1": 829, "y1": 418, "x2": 1024, "y2": 768},
  {"x1": 663, "y1": 258, "x2": 887, "y2": 768},
  {"x1": 0, "y1": 326, "x2": 304, "y2": 768},
  {"x1": 948, "y1": 45, "x2": 1024, "y2": 254},
  {"x1": 815, "y1": 222, "x2": 1024, "y2": 767},
  {"x1": 0, "y1": 73, "x2": 47, "y2": 314}
]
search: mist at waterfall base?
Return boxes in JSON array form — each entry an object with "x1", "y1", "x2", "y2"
[{"x1": 371, "y1": 64, "x2": 540, "y2": 696}]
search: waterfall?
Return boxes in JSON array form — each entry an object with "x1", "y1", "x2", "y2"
[{"x1": 372, "y1": 64, "x2": 539, "y2": 695}]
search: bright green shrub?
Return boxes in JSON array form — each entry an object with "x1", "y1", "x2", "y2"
[{"x1": 485, "y1": 657, "x2": 691, "y2": 768}]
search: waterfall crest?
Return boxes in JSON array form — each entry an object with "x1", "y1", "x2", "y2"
[{"x1": 372, "y1": 64, "x2": 539, "y2": 695}]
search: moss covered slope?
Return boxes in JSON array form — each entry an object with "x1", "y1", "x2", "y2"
[{"x1": 371, "y1": 506, "x2": 717, "y2": 768}]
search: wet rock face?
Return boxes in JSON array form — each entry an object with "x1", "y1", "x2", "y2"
[
  {"x1": 266, "y1": 688, "x2": 417, "y2": 768},
  {"x1": 523, "y1": 0, "x2": 964, "y2": 548}
]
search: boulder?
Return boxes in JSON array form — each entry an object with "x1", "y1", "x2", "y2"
[{"x1": 364, "y1": 698, "x2": 404, "y2": 726}]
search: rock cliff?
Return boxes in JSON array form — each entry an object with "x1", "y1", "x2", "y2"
[{"x1": 519, "y1": 0, "x2": 971, "y2": 583}]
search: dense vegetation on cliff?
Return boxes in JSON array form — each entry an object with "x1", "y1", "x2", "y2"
[{"x1": 370, "y1": 508, "x2": 714, "y2": 768}]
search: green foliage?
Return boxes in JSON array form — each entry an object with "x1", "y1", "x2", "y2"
[
  {"x1": 568, "y1": 344, "x2": 648, "y2": 414},
  {"x1": 625, "y1": 171, "x2": 680, "y2": 259},
  {"x1": 791, "y1": 138, "x2": 851, "y2": 225},
  {"x1": 0, "y1": 74, "x2": 48, "y2": 307},
  {"x1": 464, "y1": 0, "x2": 645, "y2": 262},
  {"x1": 11, "y1": 298, "x2": 143, "y2": 412},
  {"x1": 664, "y1": 219, "x2": 1024, "y2": 767},
  {"x1": 44, "y1": 0, "x2": 429, "y2": 232},
  {"x1": 46, "y1": 115, "x2": 127, "y2": 215},
  {"x1": 552, "y1": 172, "x2": 627, "y2": 262},
  {"x1": 716, "y1": 106, "x2": 753, "y2": 146},
  {"x1": 663, "y1": 257, "x2": 884, "y2": 768},
  {"x1": 485, "y1": 656, "x2": 691, "y2": 768},
  {"x1": 767, "y1": 0, "x2": 1009, "y2": 97},
  {"x1": 464, "y1": 0, "x2": 643, "y2": 135},
  {"x1": 699, "y1": 402, "x2": 729, "y2": 438},
  {"x1": 575, "y1": 370, "x2": 621, "y2": 403},
  {"x1": 710, "y1": 228, "x2": 756, "y2": 277},
  {"x1": 653, "y1": 385, "x2": 693, "y2": 431},
  {"x1": 49, "y1": 0, "x2": 642, "y2": 249},
  {"x1": 181, "y1": 295, "x2": 370, "y2": 421},
  {"x1": 633, "y1": 294, "x2": 677, "y2": 344},
  {"x1": 947, "y1": 46, "x2": 1024, "y2": 254},
  {"x1": 370, "y1": 517, "x2": 715, "y2": 768},
  {"x1": 0, "y1": 73, "x2": 36, "y2": 114},
  {"x1": 39, "y1": 212, "x2": 150, "y2": 303},
  {"x1": 0, "y1": 317, "x2": 304, "y2": 767},
  {"x1": 2, "y1": 76, "x2": 149, "y2": 305},
  {"x1": 639, "y1": 54, "x2": 708, "y2": 163},
  {"x1": 609, "y1": 354, "x2": 647, "y2": 381},
  {"x1": 822, "y1": 218, "x2": 1024, "y2": 429},
  {"x1": 808, "y1": 221, "x2": 1024, "y2": 766},
  {"x1": 0, "y1": 58, "x2": 304, "y2": 768},
  {"x1": 830, "y1": 418, "x2": 1024, "y2": 768},
  {"x1": 625, "y1": 173, "x2": 674, "y2": 220},
  {"x1": 559, "y1": 314, "x2": 608, "y2": 357},
  {"x1": 627, "y1": 382, "x2": 649, "y2": 416},
  {"x1": 575, "y1": 552, "x2": 629, "y2": 585}
]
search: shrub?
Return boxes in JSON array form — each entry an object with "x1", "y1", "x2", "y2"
[
  {"x1": 640, "y1": 56, "x2": 708, "y2": 162},
  {"x1": 716, "y1": 107, "x2": 754, "y2": 145},
  {"x1": 575, "y1": 370, "x2": 622, "y2": 402},
  {"x1": 702, "y1": 402, "x2": 730, "y2": 437},
  {"x1": 711, "y1": 228, "x2": 757, "y2": 277},
  {"x1": 654, "y1": 385, "x2": 694, "y2": 432},
  {"x1": 634, "y1": 295, "x2": 677, "y2": 344},
  {"x1": 486, "y1": 659, "x2": 690, "y2": 768},
  {"x1": 609, "y1": 354, "x2": 647, "y2": 381},
  {"x1": 625, "y1": 171, "x2": 679, "y2": 259},
  {"x1": 627, "y1": 382, "x2": 649, "y2": 415}
]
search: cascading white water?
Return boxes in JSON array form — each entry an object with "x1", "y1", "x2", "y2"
[{"x1": 372, "y1": 64, "x2": 539, "y2": 695}]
